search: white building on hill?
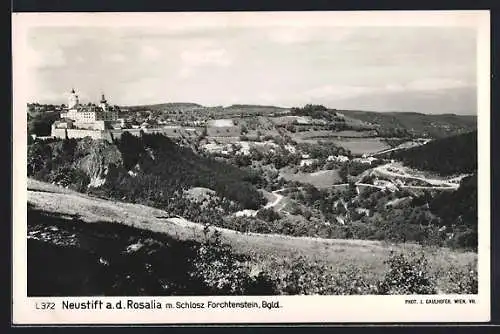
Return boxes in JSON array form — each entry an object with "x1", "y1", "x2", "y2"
[
  {"x1": 55, "y1": 88, "x2": 119, "y2": 131},
  {"x1": 328, "y1": 155, "x2": 349, "y2": 163},
  {"x1": 51, "y1": 88, "x2": 120, "y2": 139}
]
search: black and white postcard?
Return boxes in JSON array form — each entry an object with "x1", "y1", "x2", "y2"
[{"x1": 12, "y1": 10, "x2": 491, "y2": 324}]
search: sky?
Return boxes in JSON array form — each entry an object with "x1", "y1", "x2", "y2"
[{"x1": 22, "y1": 13, "x2": 478, "y2": 114}]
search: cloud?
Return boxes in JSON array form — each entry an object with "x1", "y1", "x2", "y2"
[
  {"x1": 303, "y1": 85, "x2": 376, "y2": 100},
  {"x1": 181, "y1": 48, "x2": 231, "y2": 67},
  {"x1": 102, "y1": 53, "x2": 127, "y2": 63},
  {"x1": 179, "y1": 46, "x2": 232, "y2": 77},
  {"x1": 406, "y1": 78, "x2": 471, "y2": 91},
  {"x1": 140, "y1": 45, "x2": 161, "y2": 61},
  {"x1": 268, "y1": 28, "x2": 311, "y2": 45},
  {"x1": 257, "y1": 92, "x2": 277, "y2": 104},
  {"x1": 304, "y1": 78, "x2": 474, "y2": 102},
  {"x1": 268, "y1": 27, "x2": 350, "y2": 45},
  {"x1": 383, "y1": 78, "x2": 472, "y2": 93},
  {"x1": 30, "y1": 91, "x2": 65, "y2": 103},
  {"x1": 28, "y1": 49, "x2": 67, "y2": 69},
  {"x1": 24, "y1": 25, "x2": 476, "y2": 112}
]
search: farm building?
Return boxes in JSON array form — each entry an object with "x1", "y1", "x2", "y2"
[
  {"x1": 300, "y1": 159, "x2": 317, "y2": 167},
  {"x1": 327, "y1": 155, "x2": 350, "y2": 163},
  {"x1": 206, "y1": 119, "x2": 240, "y2": 137}
]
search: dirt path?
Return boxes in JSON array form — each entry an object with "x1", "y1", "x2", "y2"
[
  {"x1": 374, "y1": 164, "x2": 459, "y2": 189},
  {"x1": 264, "y1": 191, "x2": 284, "y2": 210}
]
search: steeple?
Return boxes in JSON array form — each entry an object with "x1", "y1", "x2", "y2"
[
  {"x1": 68, "y1": 88, "x2": 79, "y2": 109},
  {"x1": 99, "y1": 92, "x2": 109, "y2": 112}
]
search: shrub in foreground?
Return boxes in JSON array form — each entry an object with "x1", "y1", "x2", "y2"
[
  {"x1": 188, "y1": 226, "x2": 277, "y2": 295},
  {"x1": 270, "y1": 256, "x2": 378, "y2": 295},
  {"x1": 444, "y1": 262, "x2": 478, "y2": 294},
  {"x1": 378, "y1": 251, "x2": 436, "y2": 295}
]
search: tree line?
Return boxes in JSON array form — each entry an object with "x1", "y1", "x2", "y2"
[{"x1": 393, "y1": 131, "x2": 477, "y2": 176}]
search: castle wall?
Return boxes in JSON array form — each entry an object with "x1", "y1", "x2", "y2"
[
  {"x1": 67, "y1": 129, "x2": 105, "y2": 140},
  {"x1": 51, "y1": 128, "x2": 105, "y2": 140},
  {"x1": 73, "y1": 121, "x2": 106, "y2": 130},
  {"x1": 50, "y1": 126, "x2": 204, "y2": 142}
]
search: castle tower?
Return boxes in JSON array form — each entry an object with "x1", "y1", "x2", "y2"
[
  {"x1": 68, "y1": 88, "x2": 80, "y2": 110},
  {"x1": 99, "y1": 93, "x2": 108, "y2": 112}
]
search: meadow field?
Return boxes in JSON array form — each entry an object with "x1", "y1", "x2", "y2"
[
  {"x1": 331, "y1": 138, "x2": 390, "y2": 155},
  {"x1": 279, "y1": 169, "x2": 343, "y2": 189}
]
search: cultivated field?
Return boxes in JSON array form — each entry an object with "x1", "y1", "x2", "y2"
[
  {"x1": 331, "y1": 138, "x2": 390, "y2": 155},
  {"x1": 279, "y1": 169, "x2": 342, "y2": 189},
  {"x1": 291, "y1": 130, "x2": 375, "y2": 140}
]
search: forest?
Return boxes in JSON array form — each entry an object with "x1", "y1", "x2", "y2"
[
  {"x1": 289, "y1": 104, "x2": 344, "y2": 122},
  {"x1": 27, "y1": 133, "x2": 266, "y2": 214},
  {"x1": 392, "y1": 130, "x2": 477, "y2": 175}
]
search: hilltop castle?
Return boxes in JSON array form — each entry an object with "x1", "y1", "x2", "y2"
[
  {"x1": 56, "y1": 88, "x2": 119, "y2": 130},
  {"x1": 51, "y1": 88, "x2": 120, "y2": 140},
  {"x1": 49, "y1": 88, "x2": 237, "y2": 142}
]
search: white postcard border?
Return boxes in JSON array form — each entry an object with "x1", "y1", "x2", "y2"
[{"x1": 12, "y1": 10, "x2": 491, "y2": 324}]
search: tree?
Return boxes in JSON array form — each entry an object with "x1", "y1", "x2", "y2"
[
  {"x1": 240, "y1": 125, "x2": 248, "y2": 135},
  {"x1": 256, "y1": 208, "x2": 280, "y2": 222},
  {"x1": 27, "y1": 142, "x2": 52, "y2": 176},
  {"x1": 285, "y1": 123, "x2": 296, "y2": 133}
]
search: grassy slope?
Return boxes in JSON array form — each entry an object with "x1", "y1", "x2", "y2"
[{"x1": 28, "y1": 178, "x2": 476, "y2": 292}]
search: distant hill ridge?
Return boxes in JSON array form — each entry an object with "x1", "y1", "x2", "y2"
[
  {"x1": 124, "y1": 101, "x2": 476, "y2": 115},
  {"x1": 337, "y1": 109, "x2": 476, "y2": 138},
  {"x1": 225, "y1": 104, "x2": 288, "y2": 109},
  {"x1": 126, "y1": 102, "x2": 203, "y2": 110}
]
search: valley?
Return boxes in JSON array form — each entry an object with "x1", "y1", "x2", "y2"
[{"x1": 26, "y1": 102, "x2": 479, "y2": 296}]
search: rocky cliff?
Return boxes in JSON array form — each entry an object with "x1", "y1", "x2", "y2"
[{"x1": 76, "y1": 138, "x2": 123, "y2": 188}]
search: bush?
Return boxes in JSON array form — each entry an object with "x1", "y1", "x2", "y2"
[
  {"x1": 256, "y1": 208, "x2": 281, "y2": 222},
  {"x1": 188, "y1": 227, "x2": 277, "y2": 295},
  {"x1": 447, "y1": 229, "x2": 477, "y2": 250},
  {"x1": 271, "y1": 256, "x2": 378, "y2": 295},
  {"x1": 49, "y1": 166, "x2": 90, "y2": 192},
  {"x1": 444, "y1": 262, "x2": 478, "y2": 294},
  {"x1": 378, "y1": 251, "x2": 436, "y2": 295}
]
